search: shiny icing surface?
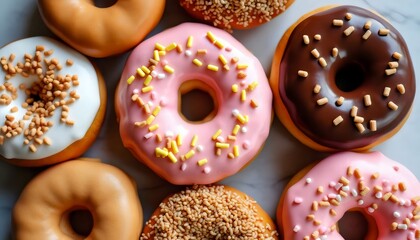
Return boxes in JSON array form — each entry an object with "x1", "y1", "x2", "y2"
[
  {"x1": 0, "y1": 37, "x2": 100, "y2": 160},
  {"x1": 281, "y1": 151, "x2": 420, "y2": 240},
  {"x1": 277, "y1": 6, "x2": 415, "y2": 150},
  {"x1": 116, "y1": 23, "x2": 272, "y2": 185},
  {"x1": 13, "y1": 160, "x2": 142, "y2": 240}
]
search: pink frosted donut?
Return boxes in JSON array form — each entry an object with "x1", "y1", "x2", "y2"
[
  {"x1": 115, "y1": 23, "x2": 272, "y2": 185},
  {"x1": 278, "y1": 151, "x2": 420, "y2": 240}
]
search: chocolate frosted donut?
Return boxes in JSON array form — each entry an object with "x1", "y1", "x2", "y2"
[{"x1": 270, "y1": 5, "x2": 415, "y2": 151}]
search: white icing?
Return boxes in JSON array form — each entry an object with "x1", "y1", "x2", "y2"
[{"x1": 0, "y1": 37, "x2": 100, "y2": 160}]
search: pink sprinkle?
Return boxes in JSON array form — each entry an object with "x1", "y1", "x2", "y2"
[
  {"x1": 329, "y1": 181, "x2": 336, "y2": 188},
  {"x1": 161, "y1": 60, "x2": 169, "y2": 66},
  {"x1": 322, "y1": 196, "x2": 328, "y2": 201},
  {"x1": 225, "y1": 47, "x2": 232, "y2": 52},
  {"x1": 393, "y1": 166, "x2": 399, "y2": 171},
  {"x1": 160, "y1": 97, "x2": 168, "y2": 107},
  {"x1": 405, "y1": 200, "x2": 412, "y2": 207},
  {"x1": 409, "y1": 223, "x2": 417, "y2": 230},
  {"x1": 180, "y1": 163, "x2": 187, "y2": 171},
  {"x1": 242, "y1": 141, "x2": 250, "y2": 150},
  {"x1": 150, "y1": 91, "x2": 157, "y2": 100},
  {"x1": 408, "y1": 232, "x2": 415, "y2": 240},
  {"x1": 144, "y1": 132, "x2": 154, "y2": 139},
  {"x1": 216, "y1": 136, "x2": 225, "y2": 142},
  {"x1": 382, "y1": 179, "x2": 390, "y2": 187},
  {"x1": 293, "y1": 197, "x2": 303, "y2": 204},
  {"x1": 384, "y1": 186, "x2": 392, "y2": 192},
  {"x1": 203, "y1": 166, "x2": 211, "y2": 174},
  {"x1": 319, "y1": 226, "x2": 328, "y2": 234},
  {"x1": 328, "y1": 193, "x2": 337, "y2": 199},
  {"x1": 408, "y1": 213, "x2": 414, "y2": 219},
  {"x1": 240, "y1": 80, "x2": 247, "y2": 86}
]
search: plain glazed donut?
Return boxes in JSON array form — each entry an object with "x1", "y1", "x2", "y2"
[
  {"x1": 0, "y1": 37, "x2": 106, "y2": 167},
  {"x1": 179, "y1": 0, "x2": 294, "y2": 31},
  {"x1": 37, "y1": 0, "x2": 166, "y2": 58},
  {"x1": 278, "y1": 151, "x2": 420, "y2": 240},
  {"x1": 115, "y1": 23, "x2": 272, "y2": 185},
  {"x1": 270, "y1": 5, "x2": 415, "y2": 151},
  {"x1": 141, "y1": 185, "x2": 278, "y2": 239},
  {"x1": 13, "y1": 159, "x2": 143, "y2": 240}
]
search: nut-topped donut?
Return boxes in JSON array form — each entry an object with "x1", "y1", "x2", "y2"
[
  {"x1": 0, "y1": 37, "x2": 106, "y2": 166},
  {"x1": 278, "y1": 151, "x2": 420, "y2": 240},
  {"x1": 270, "y1": 5, "x2": 415, "y2": 151},
  {"x1": 115, "y1": 23, "x2": 272, "y2": 185}
]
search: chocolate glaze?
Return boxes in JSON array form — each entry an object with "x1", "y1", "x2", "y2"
[{"x1": 278, "y1": 6, "x2": 415, "y2": 150}]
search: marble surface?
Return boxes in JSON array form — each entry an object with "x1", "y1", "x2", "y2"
[{"x1": 0, "y1": 0, "x2": 419, "y2": 239}]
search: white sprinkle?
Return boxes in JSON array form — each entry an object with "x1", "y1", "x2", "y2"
[
  {"x1": 293, "y1": 225, "x2": 301, "y2": 233},
  {"x1": 320, "y1": 235, "x2": 328, "y2": 240},
  {"x1": 151, "y1": 71, "x2": 158, "y2": 77},
  {"x1": 368, "y1": 207, "x2": 375, "y2": 213},
  {"x1": 334, "y1": 183, "x2": 343, "y2": 191},
  {"x1": 203, "y1": 166, "x2": 211, "y2": 174},
  {"x1": 358, "y1": 199, "x2": 364, "y2": 205},
  {"x1": 196, "y1": 145, "x2": 204, "y2": 152},
  {"x1": 241, "y1": 127, "x2": 248, "y2": 133},
  {"x1": 157, "y1": 73, "x2": 166, "y2": 79},
  {"x1": 144, "y1": 132, "x2": 154, "y2": 139},
  {"x1": 185, "y1": 50, "x2": 192, "y2": 56},
  {"x1": 399, "y1": 199, "x2": 406, "y2": 206},
  {"x1": 165, "y1": 131, "x2": 174, "y2": 137},
  {"x1": 393, "y1": 211, "x2": 401, "y2": 218},
  {"x1": 351, "y1": 189, "x2": 358, "y2": 197},
  {"x1": 342, "y1": 186, "x2": 350, "y2": 192},
  {"x1": 293, "y1": 197, "x2": 303, "y2": 204},
  {"x1": 148, "y1": 101, "x2": 154, "y2": 107},
  {"x1": 305, "y1": 178, "x2": 312, "y2": 184},
  {"x1": 232, "y1": 109, "x2": 240, "y2": 116},
  {"x1": 133, "y1": 89, "x2": 139, "y2": 94},
  {"x1": 216, "y1": 136, "x2": 225, "y2": 142},
  {"x1": 375, "y1": 192, "x2": 383, "y2": 199},
  {"x1": 180, "y1": 163, "x2": 187, "y2": 171},
  {"x1": 336, "y1": 195, "x2": 342, "y2": 202},
  {"x1": 397, "y1": 224, "x2": 408, "y2": 230}
]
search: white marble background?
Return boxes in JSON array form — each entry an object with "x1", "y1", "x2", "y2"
[{"x1": 0, "y1": 0, "x2": 419, "y2": 239}]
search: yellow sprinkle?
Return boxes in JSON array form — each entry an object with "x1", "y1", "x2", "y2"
[
  {"x1": 136, "y1": 68, "x2": 146, "y2": 77},
  {"x1": 218, "y1": 55, "x2": 228, "y2": 65},
  {"x1": 155, "y1": 148, "x2": 169, "y2": 158},
  {"x1": 153, "y1": 50, "x2": 160, "y2": 61},
  {"x1": 127, "y1": 75, "x2": 135, "y2": 84},
  {"x1": 171, "y1": 140, "x2": 179, "y2": 154},
  {"x1": 232, "y1": 124, "x2": 240, "y2": 135},
  {"x1": 247, "y1": 81, "x2": 259, "y2": 91},
  {"x1": 152, "y1": 106, "x2": 161, "y2": 116},
  {"x1": 233, "y1": 145, "x2": 239, "y2": 157},
  {"x1": 164, "y1": 65, "x2": 175, "y2": 74},
  {"x1": 141, "y1": 86, "x2": 153, "y2": 93},
  {"x1": 232, "y1": 84, "x2": 239, "y2": 93},
  {"x1": 168, "y1": 152, "x2": 178, "y2": 163},
  {"x1": 212, "y1": 129, "x2": 222, "y2": 140},
  {"x1": 146, "y1": 115, "x2": 155, "y2": 125},
  {"x1": 187, "y1": 36, "x2": 194, "y2": 48},
  {"x1": 155, "y1": 43, "x2": 165, "y2": 51},
  {"x1": 158, "y1": 51, "x2": 166, "y2": 56},
  {"x1": 250, "y1": 99, "x2": 258, "y2": 108},
  {"x1": 141, "y1": 66, "x2": 151, "y2": 74},
  {"x1": 241, "y1": 90, "x2": 246, "y2": 102},
  {"x1": 144, "y1": 75, "x2": 153, "y2": 86},
  {"x1": 176, "y1": 134, "x2": 183, "y2": 146},
  {"x1": 216, "y1": 142, "x2": 230, "y2": 149},
  {"x1": 165, "y1": 43, "x2": 177, "y2": 52},
  {"x1": 207, "y1": 31, "x2": 216, "y2": 43},
  {"x1": 197, "y1": 158, "x2": 208, "y2": 166},
  {"x1": 148, "y1": 124, "x2": 159, "y2": 132},
  {"x1": 237, "y1": 64, "x2": 248, "y2": 70},
  {"x1": 193, "y1": 58, "x2": 203, "y2": 66},
  {"x1": 207, "y1": 64, "x2": 219, "y2": 72},
  {"x1": 236, "y1": 114, "x2": 247, "y2": 124},
  {"x1": 184, "y1": 150, "x2": 195, "y2": 160},
  {"x1": 191, "y1": 135, "x2": 198, "y2": 147},
  {"x1": 214, "y1": 40, "x2": 224, "y2": 49}
]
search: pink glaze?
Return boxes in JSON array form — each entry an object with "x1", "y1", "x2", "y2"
[
  {"x1": 115, "y1": 23, "x2": 272, "y2": 185},
  {"x1": 280, "y1": 151, "x2": 420, "y2": 240}
]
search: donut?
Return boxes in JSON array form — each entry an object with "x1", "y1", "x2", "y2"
[
  {"x1": 37, "y1": 0, "x2": 166, "y2": 58},
  {"x1": 115, "y1": 23, "x2": 272, "y2": 184},
  {"x1": 270, "y1": 5, "x2": 415, "y2": 151},
  {"x1": 179, "y1": 0, "x2": 294, "y2": 31},
  {"x1": 0, "y1": 37, "x2": 106, "y2": 167},
  {"x1": 13, "y1": 159, "x2": 143, "y2": 240},
  {"x1": 141, "y1": 185, "x2": 278, "y2": 239},
  {"x1": 277, "y1": 152, "x2": 420, "y2": 240}
]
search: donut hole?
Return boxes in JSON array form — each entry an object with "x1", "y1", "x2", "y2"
[
  {"x1": 62, "y1": 208, "x2": 94, "y2": 237},
  {"x1": 338, "y1": 210, "x2": 376, "y2": 239},
  {"x1": 335, "y1": 62, "x2": 365, "y2": 92},
  {"x1": 94, "y1": 0, "x2": 117, "y2": 8},
  {"x1": 179, "y1": 81, "x2": 217, "y2": 123}
]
